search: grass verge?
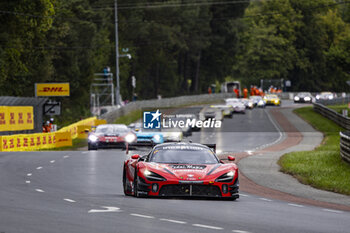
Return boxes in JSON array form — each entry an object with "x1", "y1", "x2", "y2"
[
  {"x1": 327, "y1": 104, "x2": 349, "y2": 117},
  {"x1": 114, "y1": 110, "x2": 143, "y2": 125},
  {"x1": 278, "y1": 106, "x2": 350, "y2": 195}
]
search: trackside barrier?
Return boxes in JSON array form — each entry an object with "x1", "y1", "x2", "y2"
[
  {"x1": 58, "y1": 117, "x2": 107, "y2": 139},
  {"x1": 0, "y1": 106, "x2": 34, "y2": 132},
  {"x1": 313, "y1": 103, "x2": 350, "y2": 130},
  {"x1": 340, "y1": 132, "x2": 350, "y2": 164},
  {"x1": 0, "y1": 131, "x2": 72, "y2": 151},
  {"x1": 313, "y1": 103, "x2": 350, "y2": 164}
]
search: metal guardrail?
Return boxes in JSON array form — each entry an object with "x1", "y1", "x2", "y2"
[
  {"x1": 340, "y1": 132, "x2": 350, "y2": 164},
  {"x1": 313, "y1": 102, "x2": 350, "y2": 164},
  {"x1": 313, "y1": 103, "x2": 350, "y2": 130},
  {"x1": 316, "y1": 96, "x2": 350, "y2": 106}
]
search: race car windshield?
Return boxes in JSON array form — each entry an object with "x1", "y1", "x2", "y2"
[
  {"x1": 149, "y1": 146, "x2": 218, "y2": 164},
  {"x1": 96, "y1": 126, "x2": 129, "y2": 134}
]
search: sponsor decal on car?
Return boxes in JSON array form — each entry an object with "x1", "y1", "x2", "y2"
[{"x1": 171, "y1": 165, "x2": 206, "y2": 170}]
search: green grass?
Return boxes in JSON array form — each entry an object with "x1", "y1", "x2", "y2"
[
  {"x1": 327, "y1": 104, "x2": 349, "y2": 117},
  {"x1": 114, "y1": 110, "x2": 143, "y2": 125},
  {"x1": 278, "y1": 106, "x2": 350, "y2": 195}
]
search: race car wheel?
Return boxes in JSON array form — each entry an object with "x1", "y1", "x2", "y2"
[
  {"x1": 123, "y1": 166, "x2": 131, "y2": 196},
  {"x1": 88, "y1": 143, "x2": 97, "y2": 150},
  {"x1": 133, "y1": 170, "x2": 140, "y2": 197}
]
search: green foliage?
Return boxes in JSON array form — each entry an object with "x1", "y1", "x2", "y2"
[
  {"x1": 279, "y1": 107, "x2": 350, "y2": 195},
  {"x1": 2, "y1": 0, "x2": 350, "y2": 124},
  {"x1": 0, "y1": 0, "x2": 249, "y2": 123},
  {"x1": 235, "y1": 0, "x2": 350, "y2": 91},
  {"x1": 114, "y1": 110, "x2": 142, "y2": 125}
]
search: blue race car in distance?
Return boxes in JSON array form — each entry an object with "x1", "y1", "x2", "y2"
[{"x1": 129, "y1": 123, "x2": 164, "y2": 146}]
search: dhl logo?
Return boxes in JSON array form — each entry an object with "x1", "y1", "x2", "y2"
[{"x1": 39, "y1": 87, "x2": 68, "y2": 93}]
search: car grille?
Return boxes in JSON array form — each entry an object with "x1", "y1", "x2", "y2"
[
  {"x1": 159, "y1": 184, "x2": 221, "y2": 197},
  {"x1": 138, "y1": 135, "x2": 153, "y2": 139},
  {"x1": 98, "y1": 142, "x2": 125, "y2": 148}
]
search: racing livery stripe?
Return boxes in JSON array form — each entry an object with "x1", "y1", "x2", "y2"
[
  {"x1": 163, "y1": 168, "x2": 175, "y2": 175},
  {"x1": 206, "y1": 164, "x2": 221, "y2": 175}
]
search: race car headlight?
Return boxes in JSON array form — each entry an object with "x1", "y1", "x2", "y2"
[
  {"x1": 304, "y1": 96, "x2": 311, "y2": 101},
  {"x1": 170, "y1": 132, "x2": 182, "y2": 140},
  {"x1": 144, "y1": 169, "x2": 152, "y2": 176},
  {"x1": 258, "y1": 100, "x2": 264, "y2": 105},
  {"x1": 125, "y1": 133, "x2": 136, "y2": 143},
  {"x1": 294, "y1": 96, "x2": 300, "y2": 101},
  {"x1": 329, "y1": 95, "x2": 334, "y2": 100},
  {"x1": 153, "y1": 134, "x2": 161, "y2": 142},
  {"x1": 274, "y1": 100, "x2": 279, "y2": 104},
  {"x1": 88, "y1": 135, "x2": 98, "y2": 142},
  {"x1": 248, "y1": 102, "x2": 253, "y2": 107},
  {"x1": 215, "y1": 171, "x2": 235, "y2": 182},
  {"x1": 316, "y1": 95, "x2": 320, "y2": 99},
  {"x1": 143, "y1": 169, "x2": 166, "y2": 181}
]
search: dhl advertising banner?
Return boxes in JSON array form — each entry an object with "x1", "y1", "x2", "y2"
[
  {"x1": 35, "y1": 83, "x2": 70, "y2": 97},
  {"x1": 0, "y1": 106, "x2": 34, "y2": 132},
  {"x1": 0, "y1": 132, "x2": 72, "y2": 152},
  {"x1": 58, "y1": 117, "x2": 107, "y2": 139}
]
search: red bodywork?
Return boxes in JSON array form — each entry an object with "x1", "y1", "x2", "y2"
[{"x1": 123, "y1": 155, "x2": 239, "y2": 199}]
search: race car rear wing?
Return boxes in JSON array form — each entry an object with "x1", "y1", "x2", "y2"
[{"x1": 204, "y1": 144, "x2": 216, "y2": 153}]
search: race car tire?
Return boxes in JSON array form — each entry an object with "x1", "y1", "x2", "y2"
[
  {"x1": 123, "y1": 166, "x2": 131, "y2": 196},
  {"x1": 133, "y1": 169, "x2": 140, "y2": 197},
  {"x1": 88, "y1": 143, "x2": 97, "y2": 150},
  {"x1": 133, "y1": 169, "x2": 147, "y2": 198}
]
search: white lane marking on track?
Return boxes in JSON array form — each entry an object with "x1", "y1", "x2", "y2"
[
  {"x1": 25, "y1": 180, "x2": 31, "y2": 184},
  {"x1": 35, "y1": 189, "x2": 44, "y2": 193},
  {"x1": 232, "y1": 230, "x2": 251, "y2": 233},
  {"x1": 88, "y1": 206, "x2": 120, "y2": 213},
  {"x1": 160, "y1": 219, "x2": 187, "y2": 224},
  {"x1": 246, "y1": 150, "x2": 253, "y2": 155},
  {"x1": 82, "y1": 151, "x2": 88, "y2": 154},
  {"x1": 63, "y1": 155, "x2": 69, "y2": 158},
  {"x1": 252, "y1": 109, "x2": 284, "y2": 151},
  {"x1": 64, "y1": 199, "x2": 76, "y2": 203},
  {"x1": 288, "y1": 203, "x2": 304, "y2": 208},
  {"x1": 239, "y1": 194, "x2": 249, "y2": 197},
  {"x1": 130, "y1": 213, "x2": 155, "y2": 219},
  {"x1": 36, "y1": 166, "x2": 42, "y2": 170},
  {"x1": 27, "y1": 173, "x2": 32, "y2": 176},
  {"x1": 323, "y1": 209, "x2": 343, "y2": 214},
  {"x1": 259, "y1": 198, "x2": 272, "y2": 202},
  {"x1": 192, "y1": 224, "x2": 223, "y2": 230},
  {"x1": 50, "y1": 160, "x2": 55, "y2": 163}
]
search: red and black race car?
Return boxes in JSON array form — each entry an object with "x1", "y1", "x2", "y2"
[
  {"x1": 123, "y1": 142, "x2": 239, "y2": 200},
  {"x1": 88, "y1": 124, "x2": 136, "y2": 150}
]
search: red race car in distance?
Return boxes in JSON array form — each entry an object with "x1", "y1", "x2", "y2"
[
  {"x1": 88, "y1": 124, "x2": 136, "y2": 150},
  {"x1": 123, "y1": 142, "x2": 239, "y2": 200}
]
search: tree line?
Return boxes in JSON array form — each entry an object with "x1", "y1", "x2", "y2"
[{"x1": 0, "y1": 0, "x2": 349, "y2": 122}]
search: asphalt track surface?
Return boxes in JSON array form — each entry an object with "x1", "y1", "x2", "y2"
[{"x1": 1, "y1": 102, "x2": 349, "y2": 233}]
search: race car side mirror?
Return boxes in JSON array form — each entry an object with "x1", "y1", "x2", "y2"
[
  {"x1": 131, "y1": 154, "x2": 140, "y2": 160},
  {"x1": 228, "y1": 156, "x2": 235, "y2": 161}
]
